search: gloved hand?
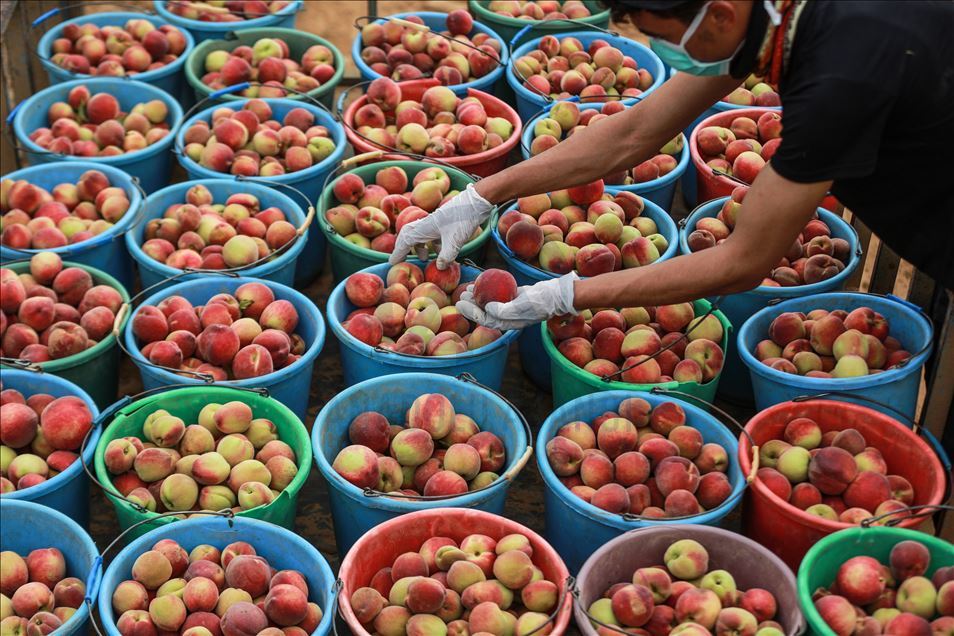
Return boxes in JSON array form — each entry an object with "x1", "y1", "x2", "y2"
[
  {"x1": 388, "y1": 183, "x2": 493, "y2": 269},
  {"x1": 456, "y1": 272, "x2": 579, "y2": 331}
]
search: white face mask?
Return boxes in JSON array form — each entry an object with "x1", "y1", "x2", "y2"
[{"x1": 649, "y1": 0, "x2": 751, "y2": 76}]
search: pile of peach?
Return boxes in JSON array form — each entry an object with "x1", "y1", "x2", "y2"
[
  {"x1": 333, "y1": 392, "x2": 507, "y2": 497},
  {"x1": 756, "y1": 417, "x2": 915, "y2": 524},
  {"x1": 131, "y1": 282, "x2": 304, "y2": 380},
  {"x1": 359, "y1": 11, "x2": 502, "y2": 86},
  {"x1": 547, "y1": 302, "x2": 726, "y2": 384},
  {"x1": 342, "y1": 262, "x2": 505, "y2": 356},
  {"x1": 755, "y1": 306, "x2": 911, "y2": 378},
  {"x1": 814, "y1": 539, "x2": 953, "y2": 635},
  {"x1": 181, "y1": 100, "x2": 336, "y2": 177},
  {"x1": 352, "y1": 79, "x2": 515, "y2": 157},
  {"x1": 588, "y1": 539, "x2": 784, "y2": 634},
  {"x1": 695, "y1": 111, "x2": 782, "y2": 184},
  {"x1": 48, "y1": 19, "x2": 188, "y2": 77},
  {"x1": 0, "y1": 387, "x2": 93, "y2": 493},
  {"x1": 109, "y1": 538, "x2": 322, "y2": 634},
  {"x1": 546, "y1": 397, "x2": 732, "y2": 517},
  {"x1": 28, "y1": 85, "x2": 171, "y2": 157},
  {"x1": 200, "y1": 37, "x2": 336, "y2": 97},
  {"x1": 486, "y1": 0, "x2": 594, "y2": 19},
  {"x1": 499, "y1": 179, "x2": 669, "y2": 275},
  {"x1": 1, "y1": 169, "x2": 132, "y2": 250},
  {"x1": 1, "y1": 252, "x2": 123, "y2": 363},
  {"x1": 687, "y1": 184, "x2": 851, "y2": 287},
  {"x1": 529, "y1": 100, "x2": 684, "y2": 184},
  {"x1": 326, "y1": 165, "x2": 473, "y2": 254},
  {"x1": 141, "y1": 186, "x2": 297, "y2": 270},
  {"x1": 348, "y1": 531, "x2": 558, "y2": 635},
  {"x1": 721, "y1": 73, "x2": 780, "y2": 107},
  {"x1": 103, "y1": 400, "x2": 298, "y2": 515},
  {"x1": 513, "y1": 35, "x2": 654, "y2": 101},
  {"x1": 165, "y1": 0, "x2": 294, "y2": 21},
  {"x1": 0, "y1": 547, "x2": 87, "y2": 633}
]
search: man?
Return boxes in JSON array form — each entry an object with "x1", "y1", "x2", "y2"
[{"x1": 389, "y1": 0, "x2": 954, "y2": 330}]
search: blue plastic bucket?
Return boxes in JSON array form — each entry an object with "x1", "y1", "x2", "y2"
[
  {"x1": 536, "y1": 389, "x2": 746, "y2": 573},
  {"x1": 97, "y1": 514, "x2": 335, "y2": 635},
  {"x1": 679, "y1": 199, "x2": 862, "y2": 403},
  {"x1": 126, "y1": 178, "x2": 307, "y2": 292},
  {"x1": 520, "y1": 101, "x2": 689, "y2": 211},
  {"x1": 738, "y1": 292, "x2": 934, "y2": 418},
  {"x1": 493, "y1": 193, "x2": 679, "y2": 389},
  {"x1": 174, "y1": 95, "x2": 346, "y2": 285},
  {"x1": 352, "y1": 11, "x2": 509, "y2": 96},
  {"x1": 0, "y1": 162, "x2": 144, "y2": 291},
  {"x1": 0, "y1": 370, "x2": 101, "y2": 528},
  {"x1": 0, "y1": 499, "x2": 101, "y2": 635},
  {"x1": 506, "y1": 31, "x2": 664, "y2": 122},
  {"x1": 123, "y1": 276, "x2": 325, "y2": 420},
  {"x1": 312, "y1": 372, "x2": 531, "y2": 558},
  {"x1": 34, "y1": 10, "x2": 195, "y2": 102},
  {"x1": 152, "y1": 0, "x2": 303, "y2": 44},
  {"x1": 9, "y1": 78, "x2": 182, "y2": 195},
  {"x1": 326, "y1": 260, "x2": 521, "y2": 390}
]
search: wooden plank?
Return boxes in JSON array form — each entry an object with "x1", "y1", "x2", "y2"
[
  {"x1": 846, "y1": 212, "x2": 871, "y2": 292},
  {"x1": 869, "y1": 241, "x2": 902, "y2": 296}
]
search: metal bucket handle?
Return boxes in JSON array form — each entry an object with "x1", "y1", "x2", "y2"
[
  {"x1": 353, "y1": 15, "x2": 504, "y2": 70},
  {"x1": 0, "y1": 357, "x2": 44, "y2": 372},
  {"x1": 859, "y1": 503, "x2": 954, "y2": 528}
]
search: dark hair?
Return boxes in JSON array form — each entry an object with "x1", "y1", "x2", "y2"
[{"x1": 600, "y1": 0, "x2": 706, "y2": 24}]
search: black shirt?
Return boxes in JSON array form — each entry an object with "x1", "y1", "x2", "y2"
[{"x1": 747, "y1": 1, "x2": 954, "y2": 289}]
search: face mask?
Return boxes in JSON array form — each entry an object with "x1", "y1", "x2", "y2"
[{"x1": 650, "y1": 1, "x2": 742, "y2": 76}]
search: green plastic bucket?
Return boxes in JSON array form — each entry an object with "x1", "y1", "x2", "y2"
[
  {"x1": 92, "y1": 385, "x2": 311, "y2": 543},
  {"x1": 184, "y1": 27, "x2": 344, "y2": 109},
  {"x1": 467, "y1": 0, "x2": 611, "y2": 44},
  {"x1": 1, "y1": 261, "x2": 129, "y2": 409},
  {"x1": 542, "y1": 299, "x2": 732, "y2": 407},
  {"x1": 318, "y1": 158, "x2": 492, "y2": 281},
  {"x1": 797, "y1": 525, "x2": 954, "y2": 636}
]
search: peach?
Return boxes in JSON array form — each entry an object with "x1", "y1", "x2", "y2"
[
  {"x1": 612, "y1": 583, "x2": 654, "y2": 627},
  {"x1": 836, "y1": 556, "x2": 886, "y2": 606},
  {"x1": 390, "y1": 428, "x2": 435, "y2": 468},
  {"x1": 843, "y1": 471, "x2": 891, "y2": 513},
  {"x1": 591, "y1": 482, "x2": 630, "y2": 513},
  {"x1": 220, "y1": 601, "x2": 267, "y2": 635}
]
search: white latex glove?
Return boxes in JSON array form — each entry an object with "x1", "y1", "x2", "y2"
[
  {"x1": 456, "y1": 273, "x2": 579, "y2": 331},
  {"x1": 388, "y1": 183, "x2": 493, "y2": 269}
]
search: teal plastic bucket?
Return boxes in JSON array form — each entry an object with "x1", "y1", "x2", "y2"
[
  {"x1": 326, "y1": 260, "x2": 520, "y2": 390},
  {"x1": 152, "y1": 0, "x2": 303, "y2": 44},
  {"x1": 1, "y1": 260, "x2": 130, "y2": 409},
  {"x1": 126, "y1": 178, "x2": 307, "y2": 292},
  {"x1": 492, "y1": 192, "x2": 679, "y2": 389},
  {"x1": 738, "y1": 292, "x2": 934, "y2": 418},
  {"x1": 174, "y1": 94, "x2": 346, "y2": 284},
  {"x1": 0, "y1": 370, "x2": 101, "y2": 528},
  {"x1": 9, "y1": 77, "x2": 183, "y2": 194},
  {"x1": 352, "y1": 11, "x2": 509, "y2": 96},
  {"x1": 679, "y1": 198, "x2": 862, "y2": 403},
  {"x1": 123, "y1": 276, "x2": 325, "y2": 420},
  {"x1": 536, "y1": 389, "x2": 747, "y2": 573},
  {"x1": 468, "y1": 0, "x2": 611, "y2": 44},
  {"x1": 0, "y1": 162, "x2": 145, "y2": 291},
  {"x1": 34, "y1": 10, "x2": 195, "y2": 102},
  {"x1": 312, "y1": 372, "x2": 531, "y2": 558},
  {"x1": 97, "y1": 514, "x2": 334, "y2": 635},
  {"x1": 520, "y1": 101, "x2": 689, "y2": 211},
  {"x1": 0, "y1": 499, "x2": 101, "y2": 635},
  {"x1": 506, "y1": 30, "x2": 664, "y2": 122}
]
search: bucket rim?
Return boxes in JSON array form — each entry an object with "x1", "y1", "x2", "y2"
[
  {"x1": 122, "y1": 276, "x2": 325, "y2": 388},
  {"x1": 670, "y1": 68, "x2": 783, "y2": 113},
  {"x1": 12, "y1": 77, "x2": 183, "y2": 166},
  {"x1": 535, "y1": 388, "x2": 745, "y2": 530},
  {"x1": 125, "y1": 177, "x2": 307, "y2": 280},
  {"x1": 312, "y1": 371, "x2": 529, "y2": 511},
  {"x1": 36, "y1": 11, "x2": 196, "y2": 84},
  {"x1": 688, "y1": 106, "x2": 779, "y2": 190},
  {"x1": 185, "y1": 26, "x2": 345, "y2": 101},
  {"x1": 736, "y1": 291, "x2": 934, "y2": 389},
  {"x1": 152, "y1": 0, "x2": 303, "y2": 30},
  {"x1": 468, "y1": 0, "x2": 611, "y2": 27}
]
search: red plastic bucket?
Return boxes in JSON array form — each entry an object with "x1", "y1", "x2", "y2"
[
  {"x1": 338, "y1": 508, "x2": 573, "y2": 635},
  {"x1": 339, "y1": 78, "x2": 522, "y2": 178},
  {"x1": 739, "y1": 398, "x2": 947, "y2": 570},
  {"x1": 688, "y1": 107, "x2": 839, "y2": 210}
]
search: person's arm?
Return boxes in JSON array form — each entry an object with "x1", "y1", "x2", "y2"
[
  {"x1": 573, "y1": 166, "x2": 832, "y2": 308},
  {"x1": 474, "y1": 72, "x2": 743, "y2": 204}
]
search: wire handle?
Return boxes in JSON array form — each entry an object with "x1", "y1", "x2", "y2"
[
  {"x1": 330, "y1": 578, "x2": 343, "y2": 636},
  {"x1": 860, "y1": 504, "x2": 954, "y2": 528},
  {"x1": 522, "y1": 575, "x2": 574, "y2": 636},
  {"x1": 0, "y1": 357, "x2": 44, "y2": 372},
  {"x1": 32, "y1": 2, "x2": 155, "y2": 27},
  {"x1": 353, "y1": 15, "x2": 503, "y2": 70},
  {"x1": 508, "y1": 18, "x2": 618, "y2": 49}
]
